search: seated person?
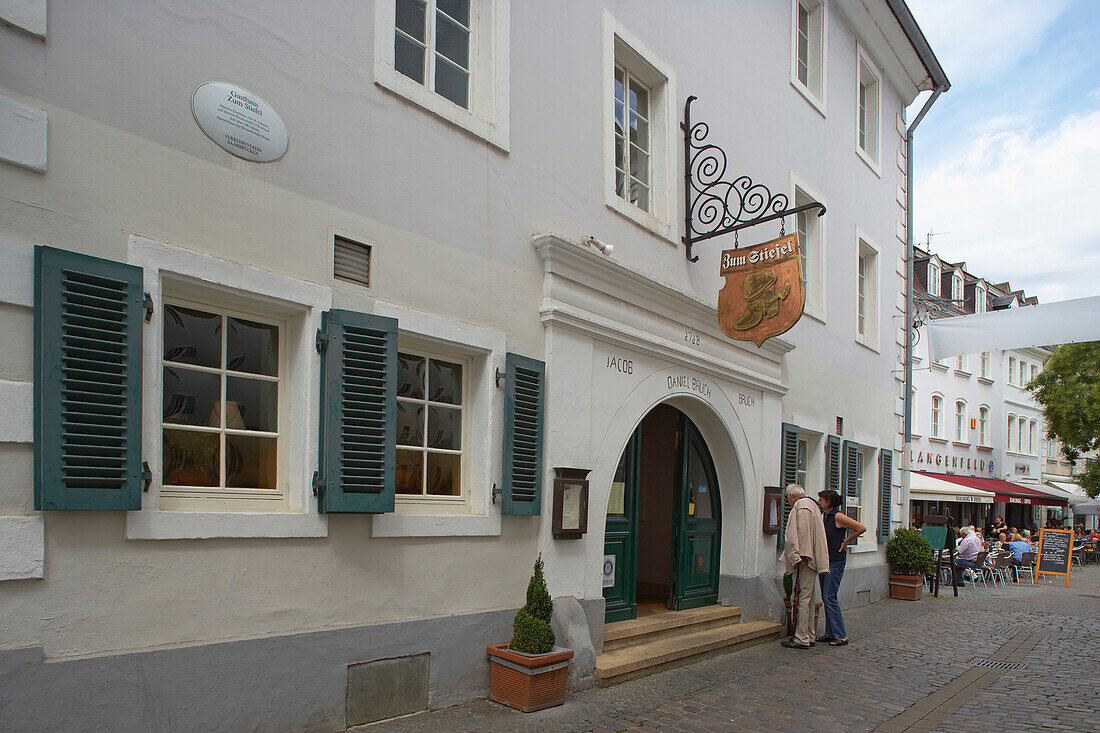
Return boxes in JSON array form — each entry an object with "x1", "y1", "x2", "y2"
[
  {"x1": 1007, "y1": 533, "x2": 1031, "y2": 581},
  {"x1": 953, "y1": 526, "x2": 982, "y2": 585}
]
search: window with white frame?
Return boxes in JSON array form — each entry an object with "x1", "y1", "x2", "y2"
[
  {"x1": 975, "y1": 285, "x2": 987, "y2": 313},
  {"x1": 1006, "y1": 413, "x2": 1016, "y2": 451},
  {"x1": 1018, "y1": 416, "x2": 1027, "y2": 454},
  {"x1": 1029, "y1": 419, "x2": 1038, "y2": 455},
  {"x1": 395, "y1": 349, "x2": 466, "y2": 497},
  {"x1": 795, "y1": 185, "x2": 824, "y2": 313},
  {"x1": 1030, "y1": 364, "x2": 1038, "y2": 385},
  {"x1": 161, "y1": 301, "x2": 284, "y2": 509},
  {"x1": 856, "y1": 51, "x2": 881, "y2": 167},
  {"x1": 791, "y1": 0, "x2": 825, "y2": 107},
  {"x1": 956, "y1": 354, "x2": 968, "y2": 373},
  {"x1": 1019, "y1": 360, "x2": 1027, "y2": 387},
  {"x1": 850, "y1": 450, "x2": 864, "y2": 526},
  {"x1": 797, "y1": 438, "x2": 809, "y2": 489},
  {"x1": 1008, "y1": 356, "x2": 1016, "y2": 385},
  {"x1": 951, "y1": 271, "x2": 964, "y2": 301},
  {"x1": 605, "y1": 18, "x2": 674, "y2": 233},
  {"x1": 856, "y1": 236, "x2": 878, "y2": 345},
  {"x1": 931, "y1": 395, "x2": 944, "y2": 439},
  {"x1": 375, "y1": 0, "x2": 509, "y2": 149},
  {"x1": 954, "y1": 400, "x2": 967, "y2": 442},
  {"x1": 979, "y1": 406, "x2": 989, "y2": 447},
  {"x1": 980, "y1": 352, "x2": 990, "y2": 379},
  {"x1": 614, "y1": 65, "x2": 652, "y2": 213},
  {"x1": 927, "y1": 260, "x2": 940, "y2": 296}
]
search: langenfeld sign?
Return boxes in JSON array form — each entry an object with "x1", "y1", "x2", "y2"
[{"x1": 717, "y1": 234, "x2": 805, "y2": 347}]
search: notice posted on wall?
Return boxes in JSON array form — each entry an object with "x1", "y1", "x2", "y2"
[{"x1": 192, "y1": 82, "x2": 289, "y2": 163}]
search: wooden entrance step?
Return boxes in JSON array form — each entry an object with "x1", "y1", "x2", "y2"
[{"x1": 596, "y1": 606, "x2": 780, "y2": 684}]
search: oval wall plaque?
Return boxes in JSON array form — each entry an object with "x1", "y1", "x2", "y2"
[{"x1": 191, "y1": 81, "x2": 288, "y2": 163}]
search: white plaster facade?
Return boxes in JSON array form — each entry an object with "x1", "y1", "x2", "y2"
[{"x1": 0, "y1": 1, "x2": 941, "y2": 728}]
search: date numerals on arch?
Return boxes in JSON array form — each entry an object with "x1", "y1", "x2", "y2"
[{"x1": 684, "y1": 329, "x2": 701, "y2": 346}]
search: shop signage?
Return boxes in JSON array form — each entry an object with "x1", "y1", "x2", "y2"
[
  {"x1": 910, "y1": 450, "x2": 995, "y2": 475},
  {"x1": 602, "y1": 555, "x2": 616, "y2": 588},
  {"x1": 191, "y1": 81, "x2": 288, "y2": 163},
  {"x1": 717, "y1": 234, "x2": 804, "y2": 347},
  {"x1": 1036, "y1": 528, "x2": 1073, "y2": 586},
  {"x1": 1015, "y1": 462, "x2": 1030, "y2": 475},
  {"x1": 551, "y1": 468, "x2": 590, "y2": 540}
]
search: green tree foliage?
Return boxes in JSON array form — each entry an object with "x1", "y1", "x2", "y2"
[
  {"x1": 1027, "y1": 342, "x2": 1100, "y2": 497},
  {"x1": 509, "y1": 554, "x2": 556, "y2": 654}
]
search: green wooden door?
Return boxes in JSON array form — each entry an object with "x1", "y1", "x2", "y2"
[
  {"x1": 603, "y1": 431, "x2": 640, "y2": 623},
  {"x1": 672, "y1": 416, "x2": 722, "y2": 610}
]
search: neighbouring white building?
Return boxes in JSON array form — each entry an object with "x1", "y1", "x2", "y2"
[
  {"x1": 0, "y1": 1, "x2": 947, "y2": 729},
  {"x1": 906, "y1": 245, "x2": 1069, "y2": 530}
]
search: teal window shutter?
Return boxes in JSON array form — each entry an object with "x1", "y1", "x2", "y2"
[
  {"x1": 842, "y1": 439, "x2": 859, "y2": 518},
  {"x1": 878, "y1": 450, "x2": 893, "y2": 542},
  {"x1": 34, "y1": 246, "x2": 144, "y2": 511},
  {"x1": 825, "y1": 435, "x2": 841, "y2": 492},
  {"x1": 501, "y1": 353, "x2": 544, "y2": 515},
  {"x1": 316, "y1": 309, "x2": 397, "y2": 513},
  {"x1": 778, "y1": 422, "x2": 799, "y2": 548}
]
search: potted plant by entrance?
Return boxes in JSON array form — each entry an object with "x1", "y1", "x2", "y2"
[
  {"x1": 487, "y1": 555, "x2": 574, "y2": 712},
  {"x1": 781, "y1": 572, "x2": 822, "y2": 638},
  {"x1": 885, "y1": 528, "x2": 934, "y2": 600}
]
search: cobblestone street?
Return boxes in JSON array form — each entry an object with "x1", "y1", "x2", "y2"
[{"x1": 365, "y1": 567, "x2": 1100, "y2": 733}]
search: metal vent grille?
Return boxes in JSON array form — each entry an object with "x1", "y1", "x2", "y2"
[
  {"x1": 836, "y1": 416, "x2": 844, "y2": 436},
  {"x1": 334, "y1": 236, "x2": 371, "y2": 288},
  {"x1": 508, "y1": 363, "x2": 542, "y2": 503},
  {"x1": 339, "y1": 323, "x2": 388, "y2": 494},
  {"x1": 61, "y1": 270, "x2": 131, "y2": 491},
  {"x1": 970, "y1": 658, "x2": 1027, "y2": 671}
]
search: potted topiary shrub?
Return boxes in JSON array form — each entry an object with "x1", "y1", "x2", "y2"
[
  {"x1": 781, "y1": 572, "x2": 822, "y2": 638},
  {"x1": 486, "y1": 555, "x2": 574, "y2": 712},
  {"x1": 885, "y1": 528, "x2": 934, "y2": 600}
]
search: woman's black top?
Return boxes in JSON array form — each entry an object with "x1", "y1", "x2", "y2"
[{"x1": 824, "y1": 509, "x2": 846, "y2": 562}]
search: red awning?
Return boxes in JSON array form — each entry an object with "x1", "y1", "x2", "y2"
[{"x1": 915, "y1": 472, "x2": 1067, "y2": 507}]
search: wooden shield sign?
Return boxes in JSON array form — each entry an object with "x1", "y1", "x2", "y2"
[{"x1": 718, "y1": 234, "x2": 805, "y2": 347}]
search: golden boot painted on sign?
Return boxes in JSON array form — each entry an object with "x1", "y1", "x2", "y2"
[{"x1": 717, "y1": 234, "x2": 805, "y2": 347}]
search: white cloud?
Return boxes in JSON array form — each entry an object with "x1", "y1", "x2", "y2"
[
  {"x1": 907, "y1": 0, "x2": 1069, "y2": 85},
  {"x1": 914, "y1": 107, "x2": 1100, "y2": 303}
]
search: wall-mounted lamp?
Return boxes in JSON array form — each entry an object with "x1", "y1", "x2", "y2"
[{"x1": 582, "y1": 235, "x2": 613, "y2": 256}]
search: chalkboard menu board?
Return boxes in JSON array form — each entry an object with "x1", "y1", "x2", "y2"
[{"x1": 1036, "y1": 529, "x2": 1074, "y2": 586}]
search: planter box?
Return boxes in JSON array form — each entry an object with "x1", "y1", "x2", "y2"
[
  {"x1": 889, "y1": 574, "x2": 923, "y2": 601},
  {"x1": 486, "y1": 644, "x2": 574, "y2": 713}
]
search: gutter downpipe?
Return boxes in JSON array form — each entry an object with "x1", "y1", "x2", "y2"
[{"x1": 903, "y1": 87, "x2": 943, "y2": 528}]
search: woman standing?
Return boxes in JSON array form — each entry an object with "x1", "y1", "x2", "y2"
[{"x1": 816, "y1": 489, "x2": 866, "y2": 647}]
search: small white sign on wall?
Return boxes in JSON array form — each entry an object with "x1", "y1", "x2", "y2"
[
  {"x1": 602, "y1": 555, "x2": 616, "y2": 588},
  {"x1": 191, "y1": 82, "x2": 288, "y2": 163}
]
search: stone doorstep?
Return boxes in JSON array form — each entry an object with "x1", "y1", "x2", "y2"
[
  {"x1": 595, "y1": 620, "x2": 781, "y2": 682},
  {"x1": 602, "y1": 605, "x2": 744, "y2": 652}
]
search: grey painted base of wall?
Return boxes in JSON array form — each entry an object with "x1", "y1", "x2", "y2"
[
  {"x1": 1, "y1": 598, "x2": 608, "y2": 732},
  {"x1": 718, "y1": 563, "x2": 890, "y2": 625}
]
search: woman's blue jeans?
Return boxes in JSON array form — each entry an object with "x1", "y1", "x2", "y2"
[{"x1": 819, "y1": 558, "x2": 846, "y2": 640}]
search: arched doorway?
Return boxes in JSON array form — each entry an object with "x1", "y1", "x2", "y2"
[{"x1": 603, "y1": 404, "x2": 722, "y2": 622}]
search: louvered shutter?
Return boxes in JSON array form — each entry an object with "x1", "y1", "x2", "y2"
[
  {"x1": 842, "y1": 440, "x2": 859, "y2": 538},
  {"x1": 501, "y1": 353, "x2": 544, "y2": 515},
  {"x1": 825, "y1": 435, "x2": 841, "y2": 492},
  {"x1": 777, "y1": 422, "x2": 799, "y2": 548},
  {"x1": 316, "y1": 309, "x2": 397, "y2": 513},
  {"x1": 34, "y1": 246, "x2": 144, "y2": 510},
  {"x1": 878, "y1": 450, "x2": 893, "y2": 542}
]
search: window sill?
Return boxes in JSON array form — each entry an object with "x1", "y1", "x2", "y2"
[
  {"x1": 977, "y1": 377, "x2": 994, "y2": 385},
  {"x1": 952, "y1": 441, "x2": 971, "y2": 448},
  {"x1": 849, "y1": 541, "x2": 878, "y2": 554},
  {"x1": 371, "y1": 512, "x2": 501, "y2": 537},
  {"x1": 855, "y1": 145, "x2": 882, "y2": 178},
  {"x1": 928, "y1": 437, "x2": 947, "y2": 445},
  {"x1": 930, "y1": 363, "x2": 949, "y2": 372},
  {"x1": 0, "y1": 515, "x2": 44, "y2": 581},
  {"x1": 605, "y1": 198, "x2": 676, "y2": 244},
  {"x1": 804, "y1": 304, "x2": 826, "y2": 325},
  {"x1": 854, "y1": 335, "x2": 880, "y2": 354},
  {"x1": 977, "y1": 445, "x2": 993, "y2": 452},
  {"x1": 373, "y1": 67, "x2": 509, "y2": 152},
  {"x1": 126, "y1": 511, "x2": 328, "y2": 540},
  {"x1": 954, "y1": 370, "x2": 971, "y2": 378},
  {"x1": 790, "y1": 79, "x2": 826, "y2": 118}
]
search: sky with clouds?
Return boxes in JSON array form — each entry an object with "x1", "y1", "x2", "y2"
[{"x1": 905, "y1": 0, "x2": 1100, "y2": 303}]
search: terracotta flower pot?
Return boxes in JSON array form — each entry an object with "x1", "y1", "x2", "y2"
[
  {"x1": 889, "y1": 574, "x2": 923, "y2": 601},
  {"x1": 783, "y1": 600, "x2": 822, "y2": 638},
  {"x1": 486, "y1": 643, "x2": 574, "y2": 713}
]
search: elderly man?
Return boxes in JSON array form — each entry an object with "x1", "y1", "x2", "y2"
[
  {"x1": 782, "y1": 484, "x2": 829, "y2": 649},
  {"x1": 954, "y1": 526, "x2": 982, "y2": 585}
]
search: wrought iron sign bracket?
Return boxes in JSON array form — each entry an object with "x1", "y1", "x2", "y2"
[{"x1": 682, "y1": 95, "x2": 826, "y2": 262}]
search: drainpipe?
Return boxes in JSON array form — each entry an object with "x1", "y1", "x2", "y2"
[{"x1": 902, "y1": 87, "x2": 943, "y2": 528}]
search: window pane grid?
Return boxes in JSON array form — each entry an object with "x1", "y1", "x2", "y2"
[
  {"x1": 396, "y1": 352, "x2": 463, "y2": 497},
  {"x1": 797, "y1": 3, "x2": 810, "y2": 85},
  {"x1": 161, "y1": 305, "x2": 280, "y2": 493},
  {"x1": 395, "y1": 0, "x2": 471, "y2": 109},
  {"x1": 614, "y1": 65, "x2": 651, "y2": 212}
]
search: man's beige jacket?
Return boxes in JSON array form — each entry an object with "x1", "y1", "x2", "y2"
[{"x1": 784, "y1": 495, "x2": 830, "y2": 575}]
